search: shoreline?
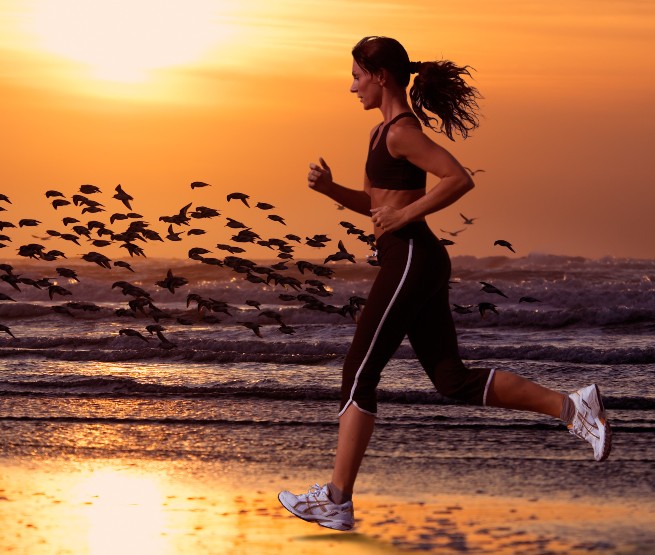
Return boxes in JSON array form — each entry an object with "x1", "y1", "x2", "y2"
[{"x1": 1, "y1": 457, "x2": 652, "y2": 554}]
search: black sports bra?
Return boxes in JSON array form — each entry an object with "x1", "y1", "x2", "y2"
[{"x1": 365, "y1": 112, "x2": 426, "y2": 191}]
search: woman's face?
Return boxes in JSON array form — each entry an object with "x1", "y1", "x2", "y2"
[{"x1": 350, "y1": 59, "x2": 381, "y2": 110}]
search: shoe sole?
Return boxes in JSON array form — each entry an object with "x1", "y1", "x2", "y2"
[
  {"x1": 277, "y1": 493, "x2": 354, "y2": 531},
  {"x1": 591, "y1": 384, "x2": 612, "y2": 462}
]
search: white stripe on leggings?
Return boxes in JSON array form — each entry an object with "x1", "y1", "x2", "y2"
[
  {"x1": 482, "y1": 368, "x2": 496, "y2": 406},
  {"x1": 339, "y1": 239, "x2": 414, "y2": 418}
]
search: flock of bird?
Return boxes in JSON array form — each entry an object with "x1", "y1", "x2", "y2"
[{"x1": 0, "y1": 171, "x2": 536, "y2": 345}]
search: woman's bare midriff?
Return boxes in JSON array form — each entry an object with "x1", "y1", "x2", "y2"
[{"x1": 370, "y1": 188, "x2": 425, "y2": 239}]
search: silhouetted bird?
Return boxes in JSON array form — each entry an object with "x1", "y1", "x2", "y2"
[
  {"x1": 463, "y1": 167, "x2": 486, "y2": 176},
  {"x1": 155, "y1": 269, "x2": 189, "y2": 294},
  {"x1": 191, "y1": 206, "x2": 220, "y2": 219},
  {"x1": 112, "y1": 184, "x2": 133, "y2": 210},
  {"x1": 259, "y1": 310, "x2": 283, "y2": 323},
  {"x1": 166, "y1": 225, "x2": 183, "y2": 241},
  {"x1": 119, "y1": 328, "x2": 149, "y2": 341},
  {"x1": 0, "y1": 324, "x2": 15, "y2": 338},
  {"x1": 159, "y1": 203, "x2": 192, "y2": 226},
  {"x1": 452, "y1": 304, "x2": 474, "y2": 314},
  {"x1": 440, "y1": 228, "x2": 466, "y2": 237},
  {"x1": 480, "y1": 281, "x2": 509, "y2": 298},
  {"x1": 48, "y1": 285, "x2": 72, "y2": 300},
  {"x1": 267, "y1": 214, "x2": 286, "y2": 225},
  {"x1": 225, "y1": 218, "x2": 247, "y2": 229},
  {"x1": 79, "y1": 184, "x2": 101, "y2": 194},
  {"x1": 494, "y1": 240, "x2": 515, "y2": 253},
  {"x1": 52, "y1": 199, "x2": 71, "y2": 210},
  {"x1": 460, "y1": 213, "x2": 478, "y2": 225},
  {"x1": 519, "y1": 296, "x2": 542, "y2": 303},
  {"x1": 114, "y1": 261, "x2": 135, "y2": 272},
  {"x1": 45, "y1": 190, "x2": 65, "y2": 198},
  {"x1": 246, "y1": 300, "x2": 261, "y2": 310},
  {"x1": 478, "y1": 302, "x2": 498, "y2": 317},
  {"x1": 256, "y1": 202, "x2": 274, "y2": 210},
  {"x1": 56, "y1": 267, "x2": 80, "y2": 282},
  {"x1": 216, "y1": 244, "x2": 246, "y2": 254},
  {"x1": 239, "y1": 321, "x2": 262, "y2": 337},
  {"x1": 82, "y1": 251, "x2": 111, "y2": 269},
  {"x1": 227, "y1": 192, "x2": 250, "y2": 207},
  {"x1": 191, "y1": 181, "x2": 211, "y2": 189},
  {"x1": 19, "y1": 219, "x2": 41, "y2": 227},
  {"x1": 324, "y1": 240, "x2": 355, "y2": 263}
]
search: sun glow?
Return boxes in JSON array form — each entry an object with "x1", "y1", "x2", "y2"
[
  {"x1": 21, "y1": 0, "x2": 241, "y2": 83},
  {"x1": 73, "y1": 469, "x2": 167, "y2": 555}
]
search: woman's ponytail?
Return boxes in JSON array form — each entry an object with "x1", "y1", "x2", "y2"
[{"x1": 410, "y1": 60, "x2": 481, "y2": 140}]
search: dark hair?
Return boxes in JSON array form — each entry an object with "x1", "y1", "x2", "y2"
[{"x1": 352, "y1": 36, "x2": 481, "y2": 140}]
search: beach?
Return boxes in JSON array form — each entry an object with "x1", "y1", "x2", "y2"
[
  {"x1": 1, "y1": 250, "x2": 654, "y2": 554},
  {"x1": 1, "y1": 455, "x2": 653, "y2": 555}
]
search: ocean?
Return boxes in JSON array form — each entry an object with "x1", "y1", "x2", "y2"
[{"x1": 1, "y1": 249, "x2": 653, "y2": 504}]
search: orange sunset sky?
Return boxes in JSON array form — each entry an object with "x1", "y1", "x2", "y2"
[{"x1": 1, "y1": 0, "x2": 654, "y2": 263}]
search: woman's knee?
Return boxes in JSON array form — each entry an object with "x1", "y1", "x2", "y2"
[{"x1": 429, "y1": 359, "x2": 493, "y2": 406}]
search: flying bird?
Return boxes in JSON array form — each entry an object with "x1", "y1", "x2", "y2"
[
  {"x1": 440, "y1": 228, "x2": 466, "y2": 237},
  {"x1": 324, "y1": 240, "x2": 355, "y2": 264},
  {"x1": 112, "y1": 184, "x2": 134, "y2": 210},
  {"x1": 225, "y1": 218, "x2": 247, "y2": 229},
  {"x1": 52, "y1": 198, "x2": 70, "y2": 210},
  {"x1": 519, "y1": 296, "x2": 542, "y2": 303},
  {"x1": 166, "y1": 225, "x2": 183, "y2": 241},
  {"x1": 478, "y1": 302, "x2": 498, "y2": 317},
  {"x1": 114, "y1": 261, "x2": 135, "y2": 272},
  {"x1": 463, "y1": 167, "x2": 486, "y2": 176},
  {"x1": 0, "y1": 324, "x2": 15, "y2": 338},
  {"x1": 239, "y1": 321, "x2": 263, "y2": 338},
  {"x1": 267, "y1": 214, "x2": 286, "y2": 225},
  {"x1": 460, "y1": 213, "x2": 478, "y2": 225},
  {"x1": 45, "y1": 190, "x2": 65, "y2": 198},
  {"x1": 56, "y1": 267, "x2": 80, "y2": 282},
  {"x1": 191, "y1": 181, "x2": 211, "y2": 189},
  {"x1": 19, "y1": 219, "x2": 41, "y2": 227},
  {"x1": 226, "y1": 192, "x2": 250, "y2": 207},
  {"x1": 48, "y1": 285, "x2": 73, "y2": 300},
  {"x1": 256, "y1": 202, "x2": 274, "y2": 210},
  {"x1": 79, "y1": 184, "x2": 101, "y2": 194},
  {"x1": 480, "y1": 281, "x2": 509, "y2": 298},
  {"x1": 155, "y1": 269, "x2": 189, "y2": 294},
  {"x1": 119, "y1": 328, "x2": 149, "y2": 342},
  {"x1": 494, "y1": 240, "x2": 515, "y2": 253}
]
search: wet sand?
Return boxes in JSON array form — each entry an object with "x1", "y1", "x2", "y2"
[{"x1": 1, "y1": 458, "x2": 652, "y2": 554}]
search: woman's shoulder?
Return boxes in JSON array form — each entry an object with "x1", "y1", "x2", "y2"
[{"x1": 386, "y1": 117, "x2": 428, "y2": 157}]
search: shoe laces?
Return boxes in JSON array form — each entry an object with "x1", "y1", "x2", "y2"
[{"x1": 306, "y1": 483, "x2": 323, "y2": 498}]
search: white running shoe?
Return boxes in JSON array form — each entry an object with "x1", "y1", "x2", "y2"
[
  {"x1": 568, "y1": 384, "x2": 612, "y2": 461},
  {"x1": 278, "y1": 483, "x2": 355, "y2": 531}
]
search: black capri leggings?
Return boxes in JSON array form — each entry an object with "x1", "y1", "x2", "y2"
[{"x1": 339, "y1": 221, "x2": 494, "y2": 416}]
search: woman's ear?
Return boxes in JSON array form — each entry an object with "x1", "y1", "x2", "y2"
[{"x1": 376, "y1": 69, "x2": 390, "y2": 87}]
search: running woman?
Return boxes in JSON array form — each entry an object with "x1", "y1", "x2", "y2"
[{"x1": 278, "y1": 36, "x2": 611, "y2": 532}]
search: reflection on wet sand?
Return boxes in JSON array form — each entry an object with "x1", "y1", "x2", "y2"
[{"x1": 1, "y1": 458, "x2": 653, "y2": 554}]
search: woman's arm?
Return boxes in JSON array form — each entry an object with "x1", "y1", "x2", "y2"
[
  {"x1": 370, "y1": 126, "x2": 474, "y2": 231},
  {"x1": 308, "y1": 157, "x2": 372, "y2": 216}
]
